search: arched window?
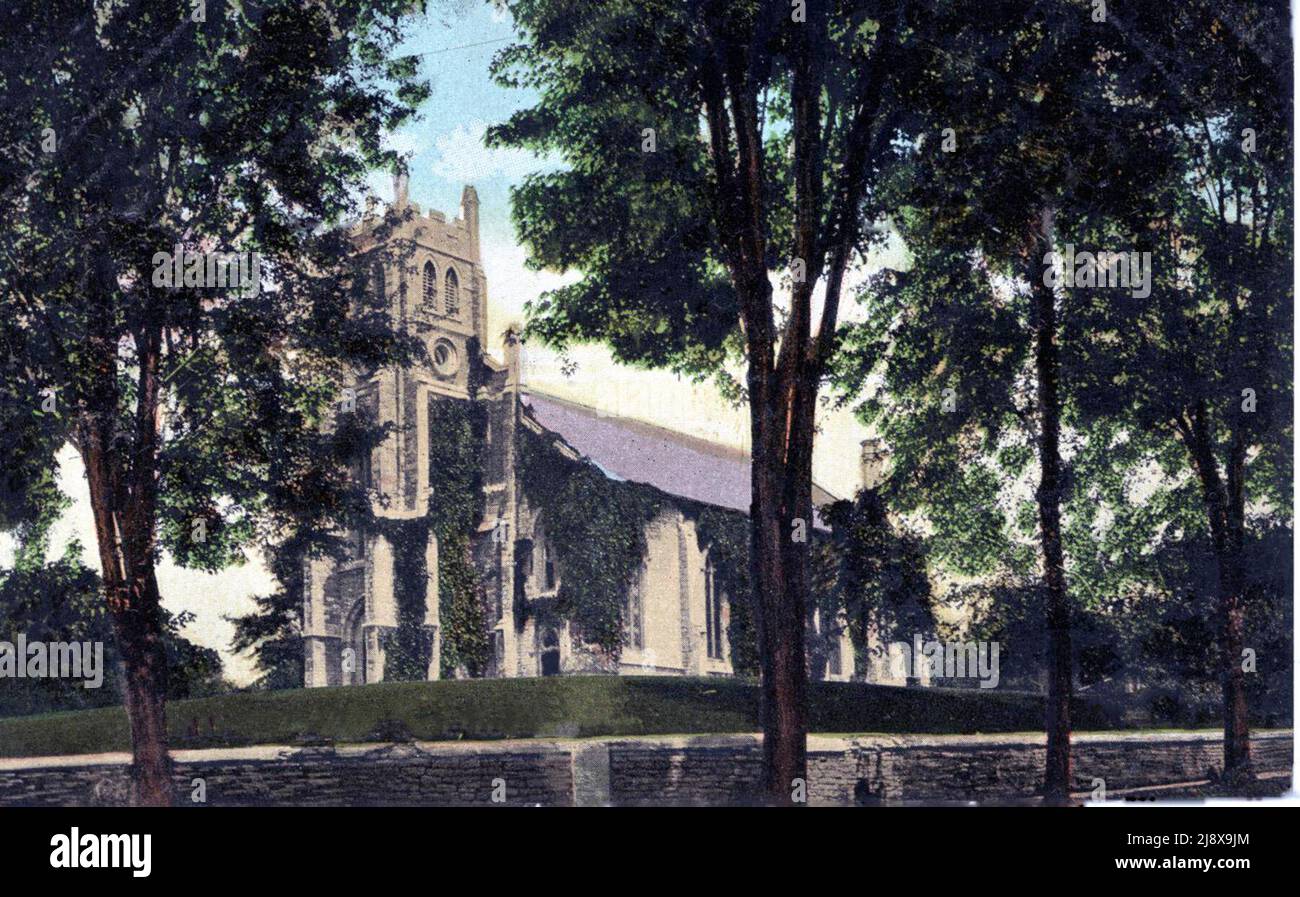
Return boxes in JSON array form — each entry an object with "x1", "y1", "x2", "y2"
[
  {"x1": 444, "y1": 268, "x2": 460, "y2": 317},
  {"x1": 541, "y1": 629, "x2": 560, "y2": 676},
  {"x1": 371, "y1": 262, "x2": 385, "y2": 305},
  {"x1": 422, "y1": 261, "x2": 437, "y2": 312}
]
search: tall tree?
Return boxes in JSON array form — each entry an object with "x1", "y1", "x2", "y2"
[
  {"x1": 833, "y1": 0, "x2": 1168, "y2": 800},
  {"x1": 1068, "y1": 0, "x2": 1292, "y2": 780},
  {"x1": 228, "y1": 536, "x2": 308, "y2": 692},
  {"x1": 0, "y1": 0, "x2": 428, "y2": 804},
  {"x1": 488, "y1": 0, "x2": 958, "y2": 803}
]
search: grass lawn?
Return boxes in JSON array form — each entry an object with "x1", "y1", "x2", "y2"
[{"x1": 0, "y1": 675, "x2": 1108, "y2": 757}]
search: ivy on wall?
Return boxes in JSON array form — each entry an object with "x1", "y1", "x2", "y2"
[
  {"x1": 517, "y1": 425, "x2": 661, "y2": 656},
  {"x1": 427, "y1": 390, "x2": 491, "y2": 678},
  {"x1": 516, "y1": 425, "x2": 788, "y2": 676},
  {"x1": 692, "y1": 506, "x2": 758, "y2": 677},
  {"x1": 378, "y1": 515, "x2": 436, "y2": 681},
  {"x1": 382, "y1": 389, "x2": 491, "y2": 680}
]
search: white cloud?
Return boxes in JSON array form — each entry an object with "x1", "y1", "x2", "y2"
[
  {"x1": 478, "y1": 234, "x2": 575, "y2": 342},
  {"x1": 384, "y1": 129, "x2": 430, "y2": 159},
  {"x1": 431, "y1": 120, "x2": 552, "y2": 184}
]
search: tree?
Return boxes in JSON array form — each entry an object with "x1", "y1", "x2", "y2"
[
  {"x1": 833, "y1": 0, "x2": 1180, "y2": 800},
  {"x1": 228, "y1": 539, "x2": 307, "y2": 692},
  {"x1": 0, "y1": 0, "x2": 428, "y2": 803},
  {"x1": 1067, "y1": 0, "x2": 1292, "y2": 780},
  {"x1": 489, "y1": 0, "x2": 953, "y2": 803},
  {"x1": 1059, "y1": 461, "x2": 1293, "y2": 732}
]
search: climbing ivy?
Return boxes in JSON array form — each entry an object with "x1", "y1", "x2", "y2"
[
  {"x1": 436, "y1": 530, "x2": 490, "y2": 677},
  {"x1": 430, "y1": 393, "x2": 490, "y2": 678},
  {"x1": 517, "y1": 425, "x2": 661, "y2": 655},
  {"x1": 378, "y1": 515, "x2": 436, "y2": 681},
  {"x1": 692, "y1": 506, "x2": 758, "y2": 677},
  {"x1": 382, "y1": 389, "x2": 491, "y2": 680}
]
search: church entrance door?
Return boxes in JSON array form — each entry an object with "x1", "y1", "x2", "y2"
[
  {"x1": 540, "y1": 629, "x2": 560, "y2": 676},
  {"x1": 345, "y1": 599, "x2": 367, "y2": 685}
]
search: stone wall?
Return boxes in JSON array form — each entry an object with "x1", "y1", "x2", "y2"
[
  {"x1": 0, "y1": 742, "x2": 573, "y2": 808},
  {"x1": 0, "y1": 731, "x2": 1289, "y2": 807},
  {"x1": 608, "y1": 732, "x2": 1292, "y2": 805}
]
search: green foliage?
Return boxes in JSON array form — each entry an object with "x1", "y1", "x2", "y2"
[
  {"x1": 426, "y1": 390, "x2": 488, "y2": 537},
  {"x1": 1, "y1": 521, "x2": 226, "y2": 715},
  {"x1": 380, "y1": 395, "x2": 491, "y2": 681},
  {"x1": 823, "y1": 489, "x2": 934, "y2": 650},
  {"x1": 518, "y1": 426, "x2": 660, "y2": 654},
  {"x1": 960, "y1": 524, "x2": 1293, "y2": 727},
  {"x1": 435, "y1": 530, "x2": 490, "y2": 678},
  {"x1": 228, "y1": 525, "x2": 318, "y2": 691},
  {"x1": 378, "y1": 517, "x2": 436, "y2": 682},
  {"x1": 161, "y1": 610, "x2": 227, "y2": 701},
  {"x1": 835, "y1": 242, "x2": 1046, "y2": 586},
  {"x1": 426, "y1": 394, "x2": 490, "y2": 678},
  {"x1": 830, "y1": 0, "x2": 1146, "y2": 582},
  {"x1": 227, "y1": 583, "x2": 303, "y2": 692},
  {"x1": 489, "y1": 0, "x2": 740, "y2": 385}
]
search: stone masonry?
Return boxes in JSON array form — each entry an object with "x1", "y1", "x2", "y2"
[{"x1": 0, "y1": 730, "x2": 1288, "y2": 807}]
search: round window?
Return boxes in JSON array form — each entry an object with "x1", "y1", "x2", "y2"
[{"x1": 432, "y1": 339, "x2": 459, "y2": 376}]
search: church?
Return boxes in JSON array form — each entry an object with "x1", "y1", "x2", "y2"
[{"x1": 302, "y1": 177, "x2": 883, "y2": 688}]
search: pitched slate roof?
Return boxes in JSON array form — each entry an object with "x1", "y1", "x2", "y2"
[{"x1": 521, "y1": 391, "x2": 838, "y2": 525}]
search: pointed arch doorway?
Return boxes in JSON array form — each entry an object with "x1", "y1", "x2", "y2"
[{"x1": 540, "y1": 628, "x2": 560, "y2": 676}]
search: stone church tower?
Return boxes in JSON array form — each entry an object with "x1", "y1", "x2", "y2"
[{"x1": 302, "y1": 172, "x2": 516, "y2": 687}]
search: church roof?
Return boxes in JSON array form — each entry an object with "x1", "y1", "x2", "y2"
[{"x1": 521, "y1": 391, "x2": 838, "y2": 526}]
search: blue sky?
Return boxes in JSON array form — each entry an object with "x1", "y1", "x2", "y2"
[{"x1": 373, "y1": 2, "x2": 538, "y2": 251}]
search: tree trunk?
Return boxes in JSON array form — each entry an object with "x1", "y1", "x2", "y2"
[
  {"x1": 79, "y1": 315, "x2": 175, "y2": 806},
  {"x1": 82, "y1": 446, "x2": 175, "y2": 805},
  {"x1": 747, "y1": 366, "x2": 812, "y2": 804},
  {"x1": 110, "y1": 569, "x2": 174, "y2": 805},
  {"x1": 1181, "y1": 409, "x2": 1252, "y2": 778},
  {"x1": 1217, "y1": 545, "x2": 1252, "y2": 777},
  {"x1": 1029, "y1": 211, "x2": 1073, "y2": 804},
  {"x1": 1218, "y1": 445, "x2": 1252, "y2": 779},
  {"x1": 81, "y1": 474, "x2": 175, "y2": 804}
]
